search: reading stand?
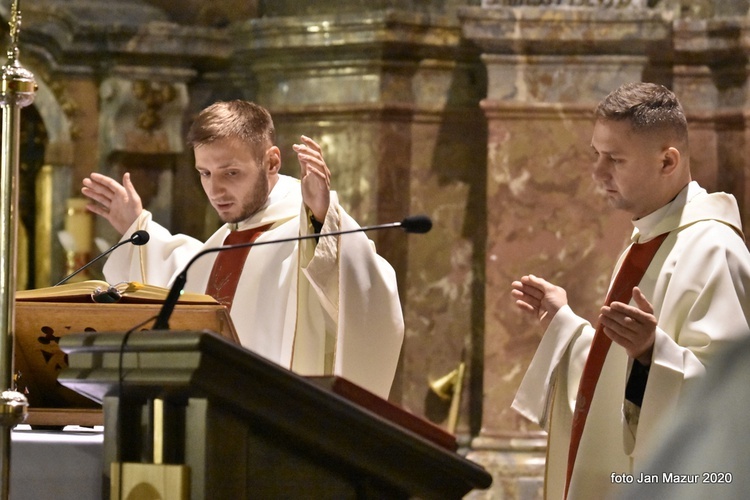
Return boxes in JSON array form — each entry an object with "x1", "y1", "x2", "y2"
[
  {"x1": 58, "y1": 330, "x2": 492, "y2": 499},
  {"x1": 14, "y1": 300, "x2": 237, "y2": 427}
]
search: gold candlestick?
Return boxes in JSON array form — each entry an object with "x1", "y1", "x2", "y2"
[{"x1": 0, "y1": 0, "x2": 36, "y2": 497}]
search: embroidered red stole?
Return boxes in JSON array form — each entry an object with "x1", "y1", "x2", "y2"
[
  {"x1": 205, "y1": 223, "x2": 272, "y2": 312},
  {"x1": 564, "y1": 232, "x2": 668, "y2": 498}
]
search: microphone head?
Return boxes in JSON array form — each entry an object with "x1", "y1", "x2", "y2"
[
  {"x1": 400, "y1": 215, "x2": 432, "y2": 234},
  {"x1": 130, "y1": 230, "x2": 150, "y2": 246}
]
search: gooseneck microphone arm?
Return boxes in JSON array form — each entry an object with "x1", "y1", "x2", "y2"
[
  {"x1": 54, "y1": 230, "x2": 150, "y2": 286},
  {"x1": 152, "y1": 215, "x2": 432, "y2": 330}
]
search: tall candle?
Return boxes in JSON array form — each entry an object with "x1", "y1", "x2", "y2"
[{"x1": 64, "y1": 197, "x2": 93, "y2": 254}]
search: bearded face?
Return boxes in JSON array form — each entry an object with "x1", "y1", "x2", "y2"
[{"x1": 194, "y1": 138, "x2": 275, "y2": 223}]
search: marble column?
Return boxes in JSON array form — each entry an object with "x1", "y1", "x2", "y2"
[
  {"x1": 671, "y1": 17, "x2": 750, "y2": 234},
  {"x1": 461, "y1": 6, "x2": 670, "y2": 498},
  {"x1": 232, "y1": 9, "x2": 489, "y2": 432}
]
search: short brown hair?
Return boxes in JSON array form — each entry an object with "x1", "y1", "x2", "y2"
[
  {"x1": 595, "y1": 82, "x2": 688, "y2": 145},
  {"x1": 187, "y1": 100, "x2": 276, "y2": 156}
]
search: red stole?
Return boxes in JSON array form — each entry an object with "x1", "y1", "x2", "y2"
[
  {"x1": 564, "y1": 232, "x2": 668, "y2": 498},
  {"x1": 205, "y1": 224, "x2": 272, "y2": 311}
]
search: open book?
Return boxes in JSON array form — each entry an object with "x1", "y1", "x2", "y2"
[{"x1": 16, "y1": 280, "x2": 218, "y2": 305}]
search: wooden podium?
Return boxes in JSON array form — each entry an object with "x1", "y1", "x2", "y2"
[
  {"x1": 58, "y1": 330, "x2": 493, "y2": 499},
  {"x1": 14, "y1": 300, "x2": 237, "y2": 426}
]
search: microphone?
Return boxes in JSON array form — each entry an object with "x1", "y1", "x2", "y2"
[
  {"x1": 152, "y1": 215, "x2": 432, "y2": 330},
  {"x1": 399, "y1": 214, "x2": 432, "y2": 234},
  {"x1": 55, "y1": 230, "x2": 150, "y2": 286}
]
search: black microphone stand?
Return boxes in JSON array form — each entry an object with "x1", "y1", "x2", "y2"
[
  {"x1": 152, "y1": 216, "x2": 430, "y2": 330},
  {"x1": 55, "y1": 230, "x2": 150, "y2": 286}
]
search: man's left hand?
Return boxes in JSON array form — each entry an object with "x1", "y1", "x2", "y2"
[
  {"x1": 294, "y1": 135, "x2": 331, "y2": 222},
  {"x1": 600, "y1": 286, "x2": 657, "y2": 365}
]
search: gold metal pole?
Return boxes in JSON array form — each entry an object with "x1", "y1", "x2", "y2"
[
  {"x1": 446, "y1": 361, "x2": 465, "y2": 434},
  {"x1": 34, "y1": 165, "x2": 54, "y2": 287},
  {"x1": 0, "y1": 0, "x2": 35, "y2": 497}
]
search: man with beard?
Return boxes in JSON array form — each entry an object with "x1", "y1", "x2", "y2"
[{"x1": 81, "y1": 100, "x2": 404, "y2": 399}]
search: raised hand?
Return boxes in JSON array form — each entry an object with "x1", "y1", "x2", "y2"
[
  {"x1": 81, "y1": 172, "x2": 143, "y2": 235},
  {"x1": 511, "y1": 274, "x2": 569, "y2": 330},
  {"x1": 600, "y1": 286, "x2": 657, "y2": 364},
  {"x1": 293, "y1": 135, "x2": 331, "y2": 222}
]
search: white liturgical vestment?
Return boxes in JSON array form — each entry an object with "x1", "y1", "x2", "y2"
[
  {"x1": 512, "y1": 182, "x2": 750, "y2": 499},
  {"x1": 103, "y1": 175, "x2": 404, "y2": 399}
]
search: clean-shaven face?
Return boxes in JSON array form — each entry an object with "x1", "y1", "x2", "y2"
[
  {"x1": 590, "y1": 119, "x2": 670, "y2": 219},
  {"x1": 194, "y1": 137, "x2": 270, "y2": 223}
]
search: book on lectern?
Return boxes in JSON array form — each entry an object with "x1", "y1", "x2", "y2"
[{"x1": 15, "y1": 280, "x2": 217, "y2": 304}]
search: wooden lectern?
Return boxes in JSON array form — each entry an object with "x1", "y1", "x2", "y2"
[
  {"x1": 58, "y1": 330, "x2": 493, "y2": 499},
  {"x1": 14, "y1": 300, "x2": 237, "y2": 426}
]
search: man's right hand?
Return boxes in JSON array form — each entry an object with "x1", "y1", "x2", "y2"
[
  {"x1": 81, "y1": 172, "x2": 143, "y2": 235},
  {"x1": 511, "y1": 274, "x2": 568, "y2": 330}
]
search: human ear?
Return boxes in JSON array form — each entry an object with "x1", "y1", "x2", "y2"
[
  {"x1": 264, "y1": 146, "x2": 281, "y2": 175},
  {"x1": 661, "y1": 147, "x2": 680, "y2": 176}
]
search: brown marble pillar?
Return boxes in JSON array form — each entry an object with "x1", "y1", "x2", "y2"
[
  {"x1": 461, "y1": 6, "x2": 669, "y2": 498},
  {"x1": 232, "y1": 10, "x2": 489, "y2": 433}
]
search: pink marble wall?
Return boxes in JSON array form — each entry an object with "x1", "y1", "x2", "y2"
[
  {"x1": 402, "y1": 112, "x2": 488, "y2": 432},
  {"x1": 481, "y1": 100, "x2": 634, "y2": 439}
]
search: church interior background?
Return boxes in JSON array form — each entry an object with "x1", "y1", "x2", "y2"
[{"x1": 4, "y1": 0, "x2": 750, "y2": 497}]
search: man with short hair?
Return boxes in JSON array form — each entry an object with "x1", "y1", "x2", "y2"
[
  {"x1": 82, "y1": 100, "x2": 404, "y2": 399},
  {"x1": 510, "y1": 82, "x2": 750, "y2": 498}
]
